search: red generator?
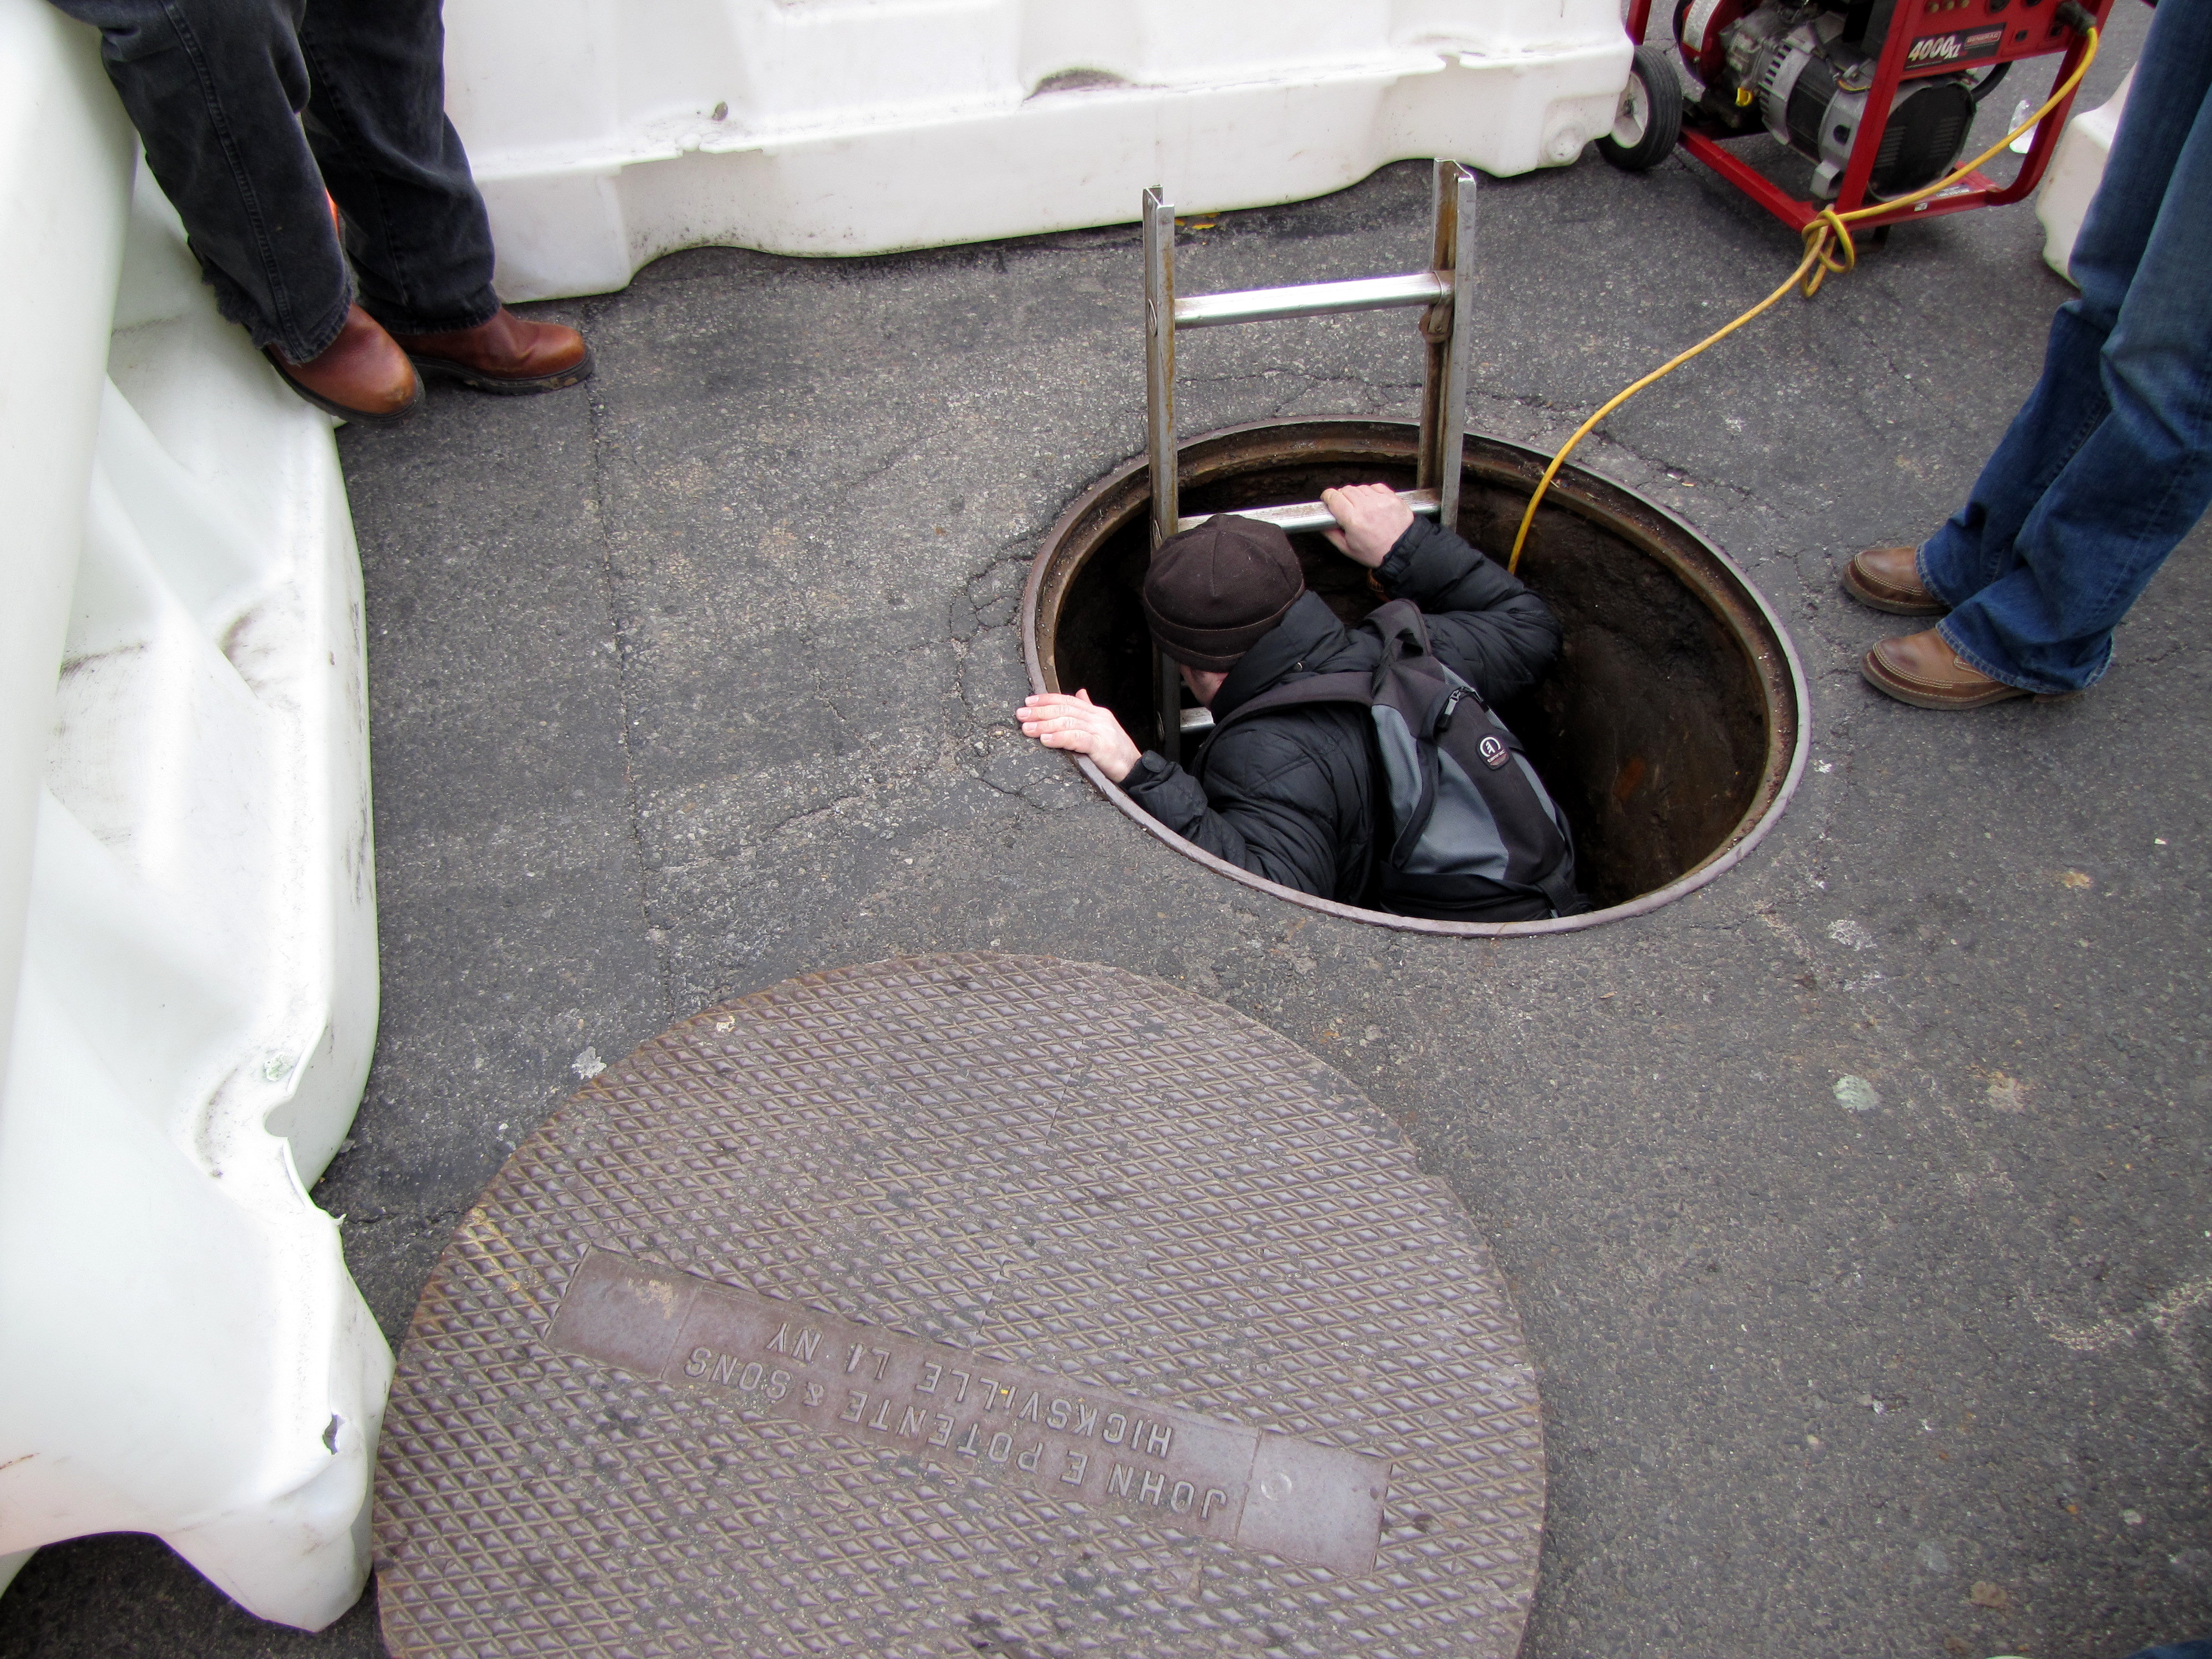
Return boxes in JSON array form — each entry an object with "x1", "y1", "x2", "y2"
[{"x1": 1604, "y1": 0, "x2": 2114, "y2": 232}]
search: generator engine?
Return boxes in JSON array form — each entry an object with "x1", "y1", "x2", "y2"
[{"x1": 1673, "y1": 0, "x2": 1997, "y2": 198}]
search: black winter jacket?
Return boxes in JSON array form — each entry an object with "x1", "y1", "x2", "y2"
[{"x1": 1120, "y1": 517, "x2": 1562, "y2": 906}]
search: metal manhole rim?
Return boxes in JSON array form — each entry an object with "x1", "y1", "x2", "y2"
[{"x1": 1019, "y1": 416, "x2": 1812, "y2": 938}]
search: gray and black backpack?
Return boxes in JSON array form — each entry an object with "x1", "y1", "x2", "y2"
[{"x1": 1197, "y1": 599, "x2": 1585, "y2": 922}]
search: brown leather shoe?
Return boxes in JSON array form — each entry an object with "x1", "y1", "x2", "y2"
[
  {"x1": 267, "y1": 304, "x2": 423, "y2": 425},
  {"x1": 1844, "y1": 545, "x2": 1946, "y2": 614},
  {"x1": 388, "y1": 307, "x2": 593, "y2": 394},
  {"x1": 1861, "y1": 629, "x2": 2035, "y2": 709}
]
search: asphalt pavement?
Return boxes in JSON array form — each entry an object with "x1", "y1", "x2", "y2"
[{"x1": 4, "y1": 12, "x2": 2206, "y2": 1656}]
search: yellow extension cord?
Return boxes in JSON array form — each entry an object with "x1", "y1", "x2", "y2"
[{"x1": 1504, "y1": 26, "x2": 2101, "y2": 575}]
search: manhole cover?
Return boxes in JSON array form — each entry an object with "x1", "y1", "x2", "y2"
[{"x1": 375, "y1": 954, "x2": 1544, "y2": 1657}]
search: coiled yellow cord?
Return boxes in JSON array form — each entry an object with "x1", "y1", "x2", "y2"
[{"x1": 1505, "y1": 27, "x2": 2100, "y2": 574}]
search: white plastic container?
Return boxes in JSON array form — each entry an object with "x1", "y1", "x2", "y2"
[
  {"x1": 0, "y1": 0, "x2": 388, "y2": 1631},
  {"x1": 441, "y1": 0, "x2": 1635, "y2": 301},
  {"x1": 2036, "y1": 66, "x2": 2131, "y2": 284}
]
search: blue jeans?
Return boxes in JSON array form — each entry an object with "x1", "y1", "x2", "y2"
[
  {"x1": 50, "y1": 0, "x2": 500, "y2": 362},
  {"x1": 1917, "y1": 0, "x2": 2212, "y2": 694}
]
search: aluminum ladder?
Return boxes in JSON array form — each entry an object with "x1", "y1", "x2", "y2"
[{"x1": 1141, "y1": 159, "x2": 1478, "y2": 761}]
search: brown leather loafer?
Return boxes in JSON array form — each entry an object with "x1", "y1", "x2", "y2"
[
  {"x1": 1861, "y1": 629, "x2": 2036, "y2": 709},
  {"x1": 1844, "y1": 545, "x2": 1946, "y2": 614},
  {"x1": 388, "y1": 307, "x2": 593, "y2": 394},
  {"x1": 267, "y1": 304, "x2": 423, "y2": 425}
]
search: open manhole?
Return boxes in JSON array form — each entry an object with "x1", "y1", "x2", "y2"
[{"x1": 1021, "y1": 418, "x2": 1808, "y2": 933}]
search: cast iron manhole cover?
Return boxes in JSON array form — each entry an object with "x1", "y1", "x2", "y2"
[{"x1": 375, "y1": 954, "x2": 1544, "y2": 1657}]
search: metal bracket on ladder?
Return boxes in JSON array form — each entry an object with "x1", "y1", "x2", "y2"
[{"x1": 1142, "y1": 159, "x2": 1479, "y2": 761}]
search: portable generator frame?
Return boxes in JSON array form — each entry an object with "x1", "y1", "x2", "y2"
[{"x1": 1619, "y1": 0, "x2": 2114, "y2": 232}]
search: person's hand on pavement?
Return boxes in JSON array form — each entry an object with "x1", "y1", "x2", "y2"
[
  {"x1": 1321, "y1": 482, "x2": 1415, "y2": 568},
  {"x1": 1018, "y1": 690, "x2": 1144, "y2": 782}
]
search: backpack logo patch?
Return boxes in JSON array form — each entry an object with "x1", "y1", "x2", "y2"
[{"x1": 1478, "y1": 734, "x2": 1510, "y2": 770}]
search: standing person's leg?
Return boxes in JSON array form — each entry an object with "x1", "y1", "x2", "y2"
[
  {"x1": 49, "y1": 0, "x2": 423, "y2": 419},
  {"x1": 1916, "y1": 0, "x2": 2211, "y2": 614},
  {"x1": 1862, "y1": 0, "x2": 2212, "y2": 704},
  {"x1": 1842, "y1": 7, "x2": 2176, "y2": 622},
  {"x1": 51, "y1": 0, "x2": 345, "y2": 359},
  {"x1": 1905, "y1": 230, "x2": 2136, "y2": 617},
  {"x1": 1929, "y1": 0, "x2": 2212, "y2": 692},
  {"x1": 295, "y1": 0, "x2": 494, "y2": 336},
  {"x1": 298, "y1": 0, "x2": 591, "y2": 393}
]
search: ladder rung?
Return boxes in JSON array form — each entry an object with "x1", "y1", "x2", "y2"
[
  {"x1": 1175, "y1": 488, "x2": 1441, "y2": 536},
  {"x1": 1173, "y1": 271, "x2": 1451, "y2": 331}
]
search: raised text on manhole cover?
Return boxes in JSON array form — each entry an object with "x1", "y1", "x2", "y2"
[{"x1": 548, "y1": 1248, "x2": 1390, "y2": 1575}]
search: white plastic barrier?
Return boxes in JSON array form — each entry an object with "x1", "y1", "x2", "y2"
[
  {"x1": 2035, "y1": 66, "x2": 2131, "y2": 284},
  {"x1": 0, "y1": 0, "x2": 388, "y2": 1631},
  {"x1": 443, "y1": 0, "x2": 1634, "y2": 301}
]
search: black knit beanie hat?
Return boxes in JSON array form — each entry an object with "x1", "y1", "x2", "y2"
[{"x1": 1140, "y1": 514, "x2": 1304, "y2": 671}]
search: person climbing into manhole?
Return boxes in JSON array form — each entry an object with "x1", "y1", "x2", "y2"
[{"x1": 1017, "y1": 483, "x2": 1588, "y2": 922}]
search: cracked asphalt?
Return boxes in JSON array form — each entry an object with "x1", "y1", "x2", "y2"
[{"x1": 6, "y1": 13, "x2": 2208, "y2": 1656}]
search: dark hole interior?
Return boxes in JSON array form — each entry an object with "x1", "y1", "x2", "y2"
[{"x1": 1048, "y1": 450, "x2": 1773, "y2": 911}]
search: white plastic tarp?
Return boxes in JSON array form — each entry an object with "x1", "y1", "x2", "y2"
[{"x1": 0, "y1": 0, "x2": 387, "y2": 1632}]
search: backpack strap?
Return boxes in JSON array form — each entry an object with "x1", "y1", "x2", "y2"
[
  {"x1": 1209, "y1": 672, "x2": 1376, "y2": 728},
  {"x1": 1360, "y1": 597, "x2": 1433, "y2": 663},
  {"x1": 1190, "y1": 671, "x2": 1375, "y2": 777},
  {"x1": 1531, "y1": 854, "x2": 1584, "y2": 917},
  {"x1": 1193, "y1": 596, "x2": 1435, "y2": 765}
]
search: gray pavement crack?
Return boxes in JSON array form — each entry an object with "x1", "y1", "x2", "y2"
[{"x1": 581, "y1": 314, "x2": 679, "y2": 1024}]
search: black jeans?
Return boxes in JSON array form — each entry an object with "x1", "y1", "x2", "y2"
[{"x1": 53, "y1": 0, "x2": 500, "y2": 361}]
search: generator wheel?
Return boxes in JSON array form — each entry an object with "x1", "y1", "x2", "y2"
[{"x1": 1598, "y1": 45, "x2": 1683, "y2": 171}]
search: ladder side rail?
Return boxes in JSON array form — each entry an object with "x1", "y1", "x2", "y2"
[
  {"x1": 1436, "y1": 168, "x2": 1478, "y2": 533},
  {"x1": 1142, "y1": 187, "x2": 1182, "y2": 764},
  {"x1": 1417, "y1": 160, "x2": 1459, "y2": 497},
  {"x1": 1143, "y1": 186, "x2": 1178, "y2": 549}
]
